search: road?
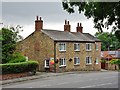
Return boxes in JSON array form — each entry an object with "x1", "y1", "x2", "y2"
[{"x1": 2, "y1": 71, "x2": 119, "y2": 88}]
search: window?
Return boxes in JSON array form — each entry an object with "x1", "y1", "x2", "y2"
[
  {"x1": 74, "y1": 57, "x2": 80, "y2": 65},
  {"x1": 86, "y1": 43, "x2": 92, "y2": 51},
  {"x1": 59, "y1": 43, "x2": 66, "y2": 51},
  {"x1": 95, "y1": 43, "x2": 98, "y2": 50},
  {"x1": 25, "y1": 56, "x2": 28, "y2": 61},
  {"x1": 59, "y1": 58, "x2": 66, "y2": 67},
  {"x1": 74, "y1": 43, "x2": 80, "y2": 51},
  {"x1": 44, "y1": 59, "x2": 49, "y2": 68},
  {"x1": 86, "y1": 57, "x2": 92, "y2": 64},
  {"x1": 95, "y1": 58, "x2": 99, "y2": 64}
]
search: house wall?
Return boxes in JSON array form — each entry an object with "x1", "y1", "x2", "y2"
[
  {"x1": 55, "y1": 42, "x2": 101, "y2": 72},
  {"x1": 16, "y1": 31, "x2": 54, "y2": 71},
  {"x1": 16, "y1": 31, "x2": 101, "y2": 72}
]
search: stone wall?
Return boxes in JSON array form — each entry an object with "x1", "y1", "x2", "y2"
[
  {"x1": 16, "y1": 31, "x2": 54, "y2": 71},
  {"x1": 55, "y1": 42, "x2": 101, "y2": 72}
]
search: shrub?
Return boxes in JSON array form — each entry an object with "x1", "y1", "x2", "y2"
[
  {"x1": 0, "y1": 61, "x2": 39, "y2": 74},
  {"x1": 8, "y1": 53, "x2": 26, "y2": 63},
  {"x1": 100, "y1": 60, "x2": 106, "y2": 63}
]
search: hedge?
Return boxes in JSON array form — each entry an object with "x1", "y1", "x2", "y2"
[
  {"x1": 8, "y1": 53, "x2": 26, "y2": 63},
  {"x1": 0, "y1": 61, "x2": 39, "y2": 74}
]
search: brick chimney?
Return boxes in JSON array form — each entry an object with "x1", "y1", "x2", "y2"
[
  {"x1": 35, "y1": 16, "x2": 43, "y2": 31},
  {"x1": 64, "y1": 20, "x2": 71, "y2": 32},
  {"x1": 76, "y1": 23, "x2": 83, "y2": 33}
]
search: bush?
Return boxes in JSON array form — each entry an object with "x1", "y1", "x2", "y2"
[
  {"x1": 0, "y1": 61, "x2": 39, "y2": 74},
  {"x1": 8, "y1": 53, "x2": 26, "y2": 63}
]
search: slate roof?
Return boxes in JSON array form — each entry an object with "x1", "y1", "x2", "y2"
[
  {"x1": 101, "y1": 50, "x2": 120, "y2": 59},
  {"x1": 41, "y1": 29, "x2": 100, "y2": 42}
]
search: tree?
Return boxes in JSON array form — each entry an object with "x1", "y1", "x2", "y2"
[
  {"x1": 110, "y1": 59, "x2": 120, "y2": 70},
  {"x1": 62, "y1": 1, "x2": 120, "y2": 41},
  {"x1": 95, "y1": 32, "x2": 120, "y2": 51},
  {"x1": 1, "y1": 25, "x2": 23, "y2": 63},
  {"x1": 0, "y1": 30, "x2": 2, "y2": 63},
  {"x1": 115, "y1": 30, "x2": 120, "y2": 42}
]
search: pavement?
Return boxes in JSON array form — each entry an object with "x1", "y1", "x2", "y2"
[{"x1": 0, "y1": 69, "x2": 109, "y2": 85}]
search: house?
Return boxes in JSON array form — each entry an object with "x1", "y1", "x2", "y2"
[
  {"x1": 101, "y1": 50, "x2": 120, "y2": 70},
  {"x1": 16, "y1": 16, "x2": 101, "y2": 72}
]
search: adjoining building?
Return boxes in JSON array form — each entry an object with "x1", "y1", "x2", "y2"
[
  {"x1": 101, "y1": 49, "x2": 120, "y2": 70},
  {"x1": 16, "y1": 16, "x2": 101, "y2": 72}
]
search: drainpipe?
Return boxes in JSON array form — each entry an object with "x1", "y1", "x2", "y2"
[{"x1": 54, "y1": 41, "x2": 56, "y2": 73}]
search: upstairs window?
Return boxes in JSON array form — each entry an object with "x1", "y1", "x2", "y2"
[
  {"x1": 59, "y1": 58, "x2": 66, "y2": 67},
  {"x1": 86, "y1": 57, "x2": 92, "y2": 64},
  {"x1": 59, "y1": 43, "x2": 66, "y2": 51},
  {"x1": 74, "y1": 43, "x2": 80, "y2": 51},
  {"x1": 95, "y1": 58, "x2": 99, "y2": 64},
  {"x1": 74, "y1": 57, "x2": 80, "y2": 65},
  {"x1": 86, "y1": 43, "x2": 92, "y2": 51},
  {"x1": 95, "y1": 43, "x2": 99, "y2": 50}
]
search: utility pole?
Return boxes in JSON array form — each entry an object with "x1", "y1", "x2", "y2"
[{"x1": 108, "y1": 46, "x2": 109, "y2": 71}]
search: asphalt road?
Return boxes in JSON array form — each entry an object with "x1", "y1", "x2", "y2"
[{"x1": 2, "y1": 71, "x2": 119, "y2": 88}]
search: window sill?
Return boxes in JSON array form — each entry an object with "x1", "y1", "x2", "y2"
[
  {"x1": 74, "y1": 50, "x2": 80, "y2": 52},
  {"x1": 59, "y1": 65, "x2": 66, "y2": 67},
  {"x1": 74, "y1": 64, "x2": 80, "y2": 66},
  {"x1": 44, "y1": 66, "x2": 50, "y2": 68},
  {"x1": 86, "y1": 50, "x2": 92, "y2": 52},
  {"x1": 86, "y1": 64, "x2": 92, "y2": 65},
  {"x1": 59, "y1": 50, "x2": 66, "y2": 52}
]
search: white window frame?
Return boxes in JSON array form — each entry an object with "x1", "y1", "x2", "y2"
[
  {"x1": 95, "y1": 43, "x2": 99, "y2": 50},
  {"x1": 86, "y1": 43, "x2": 92, "y2": 51},
  {"x1": 59, "y1": 58, "x2": 66, "y2": 67},
  {"x1": 44, "y1": 59, "x2": 50, "y2": 68},
  {"x1": 74, "y1": 57, "x2": 80, "y2": 65},
  {"x1": 95, "y1": 58, "x2": 99, "y2": 64},
  {"x1": 74, "y1": 43, "x2": 80, "y2": 51},
  {"x1": 86, "y1": 56, "x2": 92, "y2": 65},
  {"x1": 59, "y1": 43, "x2": 66, "y2": 51},
  {"x1": 25, "y1": 56, "x2": 28, "y2": 61}
]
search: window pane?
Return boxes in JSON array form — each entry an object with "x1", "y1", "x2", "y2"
[
  {"x1": 60, "y1": 58, "x2": 66, "y2": 66},
  {"x1": 59, "y1": 43, "x2": 66, "y2": 51}
]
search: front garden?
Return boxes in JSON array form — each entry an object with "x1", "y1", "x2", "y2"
[{"x1": 0, "y1": 27, "x2": 39, "y2": 80}]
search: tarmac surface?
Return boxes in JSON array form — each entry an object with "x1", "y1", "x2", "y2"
[{"x1": 0, "y1": 69, "x2": 109, "y2": 85}]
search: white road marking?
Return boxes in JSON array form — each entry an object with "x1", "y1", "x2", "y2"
[{"x1": 80, "y1": 83, "x2": 113, "y2": 88}]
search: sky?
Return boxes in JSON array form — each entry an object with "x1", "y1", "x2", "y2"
[{"x1": 1, "y1": 1, "x2": 100, "y2": 39}]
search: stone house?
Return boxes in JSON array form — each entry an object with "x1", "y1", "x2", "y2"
[{"x1": 16, "y1": 16, "x2": 101, "y2": 72}]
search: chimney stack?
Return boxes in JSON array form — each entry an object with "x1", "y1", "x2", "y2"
[
  {"x1": 64, "y1": 20, "x2": 71, "y2": 32},
  {"x1": 76, "y1": 22, "x2": 83, "y2": 33},
  {"x1": 35, "y1": 16, "x2": 43, "y2": 31}
]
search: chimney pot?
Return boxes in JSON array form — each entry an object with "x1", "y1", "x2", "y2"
[
  {"x1": 77, "y1": 23, "x2": 79, "y2": 27},
  {"x1": 36, "y1": 16, "x2": 39, "y2": 20},
  {"x1": 80, "y1": 23, "x2": 82, "y2": 27},
  {"x1": 65, "y1": 20, "x2": 67, "y2": 25},
  {"x1": 68, "y1": 21, "x2": 69, "y2": 25},
  {"x1": 40, "y1": 17, "x2": 42, "y2": 20}
]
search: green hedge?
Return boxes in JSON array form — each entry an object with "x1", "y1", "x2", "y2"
[
  {"x1": 8, "y1": 53, "x2": 26, "y2": 63},
  {"x1": 0, "y1": 61, "x2": 39, "y2": 74}
]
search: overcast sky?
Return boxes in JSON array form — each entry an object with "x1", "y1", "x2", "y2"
[{"x1": 1, "y1": 1, "x2": 99, "y2": 38}]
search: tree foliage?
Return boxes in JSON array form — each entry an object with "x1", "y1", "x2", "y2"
[
  {"x1": 62, "y1": 1, "x2": 120, "y2": 40},
  {"x1": 1, "y1": 25, "x2": 23, "y2": 64},
  {"x1": 110, "y1": 59, "x2": 120, "y2": 70},
  {"x1": 95, "y1": 32, "x2": 120, "y2": 51}
]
